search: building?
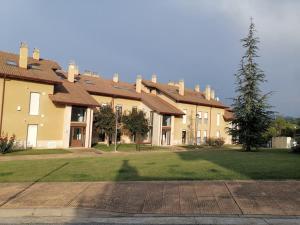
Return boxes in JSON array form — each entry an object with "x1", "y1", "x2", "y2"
[{"x1": 0, "y1": 43, "x2": 233, "y2": 149}]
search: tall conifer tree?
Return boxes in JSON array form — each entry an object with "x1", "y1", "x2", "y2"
[{"x1": 229, "y1": 19, "x2": 273, "y2": 151}]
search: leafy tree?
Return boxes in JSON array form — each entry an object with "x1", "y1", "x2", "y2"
[
  {"x1": 93, "y1": 105, "x2": 116, "y2": 146},
  {"x1": 229, "y1": 19, "x2": 273, "y2": 151},
  {"x1": 264, "y1": 116, "x2": 298, "y2": 140},
  {"x1": 122, "y1": 110, "x2": 149, "y2": 151}
]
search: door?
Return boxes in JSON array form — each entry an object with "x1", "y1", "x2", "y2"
[
  {"x1": 182, "y1": 130, "x2": 186, "y2": 144},
  {"x1": 161, "y1": 129, "x2": 171, "y2": 145},
  {"x1": 27, "y1": 124, "x2": 38, "y2": 148},
  {"x1": 70, "y1": 126, "x2": 85, "y2": 147}
]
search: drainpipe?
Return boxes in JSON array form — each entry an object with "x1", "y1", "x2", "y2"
[
  {"x1": 209, "y1": 106, "x2": 212, "y2": 138},
  {"x1": 0, "y1": 74, "x2": 7, "y2": 134},
  {"x1": 195, "y1": 105, "x2": 198, "y2": 145}
]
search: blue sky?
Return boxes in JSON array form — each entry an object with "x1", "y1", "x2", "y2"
[{"x1": 0, "y1": 0, "x2": 299, "y2": 116}]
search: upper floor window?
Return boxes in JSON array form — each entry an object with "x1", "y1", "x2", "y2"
[
  {"x1": 182, "y1": 109, "x2": 187, "y2": 124},
  {"x1": 204, "y1": 112, "x2": 208, "y2": 124},
  {"x1": 132, "y1": 106, "x2": 137, "y2": 113},
  {"x1": 217, "y1": 113, "x2": 221, "y2": 126},
  {"x1": 197, "y1": 111, "x2": 202, "y2": 124},
  {"x1": 115, "y1": 105, "x2": 122, "y2": 123},
  {"x1": 71, "y1": 107, "x2": 86, "y2": 122},
  {"x1": 29, "y1": 92, "x2": 40, "y2": 115},
  {"x1": 162, "y1": 115, "x2": 171, "y2": 127}
]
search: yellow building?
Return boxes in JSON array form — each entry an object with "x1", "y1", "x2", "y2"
[{"x1": 0, "y1": 43, "x2": 233, "y2": 149}]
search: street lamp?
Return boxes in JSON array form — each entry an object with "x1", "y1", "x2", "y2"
[{"x1": 114, "y1": 107, "x2": 119, "y2": 152}]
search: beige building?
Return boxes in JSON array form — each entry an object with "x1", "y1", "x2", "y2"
[{"x1": 0, "y1": 43, "x2": 233, "y2": 149}]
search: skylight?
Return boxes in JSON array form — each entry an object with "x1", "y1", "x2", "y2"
[
  {"x1": 85, "y1": 80, "x2": 94, "y2": 85},
  {"x1": 6, "y1": 60, "x2": 17, "y2": 66}
]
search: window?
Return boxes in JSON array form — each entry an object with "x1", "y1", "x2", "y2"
[
  {"x1": 71, "y1": 107, "x2": 86, "y2": 122},
  {"x1": 149, "y1": 111, "x2": 154, "y2": 126},
  {"x1": 29, "y1": 92, "x2": 40, "y2": 115},
  {"x1": 197, "y1": 111, "x2": 202, "y2": 124},
  {"x1": 216, "y1": 130, "x2": 221, "y2": 138},
  {"x1": 132, "y1": 106, "x2": 137, "y2": 112},
  {"x1": 217, "y1": 113, "x2": 221, "y2": 126},
  {"x1": 162, "y1": 115, "x2": 171, "y2": 126},
  {"x1": 203, "y1": 130, "x2": 207, "y2": 143},
  {"x1": 182, "y1": 109, "x2": 187, "y2": 124},
  {"x1": 196, "y1": 130, "x2": 201, "y2": 145},
  {"x1": 6, "y1": 60, "x2": 17, "y2": 66},
  {"x1": 204, "y1": 112, "x2": 208, "y2": 124}
]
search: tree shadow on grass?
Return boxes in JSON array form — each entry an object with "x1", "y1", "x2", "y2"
[{"x1": 175, "y1": 149, "x2": 300, "y2": 180}]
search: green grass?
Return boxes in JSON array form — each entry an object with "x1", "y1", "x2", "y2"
[
  {"x1": 93, "y1": 143, "x2": 171, "y2": 152},
  {"x1": 1, "y1": 149, "x2": 72, "y2": 156},
  {"x1": 0, "y1": 148, "x2": 299, "y2": 182}
]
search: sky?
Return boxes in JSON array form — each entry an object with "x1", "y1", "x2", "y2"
[{"x1": 0, "y1": 0, "x2": 299, "y2": 116}]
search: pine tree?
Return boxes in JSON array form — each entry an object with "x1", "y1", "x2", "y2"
[{"x1": 229, "y1": 19, "x2": 273, "y2": 151}]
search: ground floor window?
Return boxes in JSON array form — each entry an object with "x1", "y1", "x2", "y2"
[
  {"x1": 196, "y1": 130, "x2": 201, "y2": 145},
  {"x1": 203, "y1": 130, "x2": 207, "y2": 143}
]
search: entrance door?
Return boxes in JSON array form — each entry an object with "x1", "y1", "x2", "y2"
[
  {"x1": 70, "y1": 126, "x2": 85, "y2": 147},
  {"x1": 27, "y1": 124, "x2": 38, "y2": 148},
  {"x1": 182, "y1": 130, "x2": 186, "y2": 144},
  {"x1": 161, "y1": 129, "x2": 171, "y2": 145}
]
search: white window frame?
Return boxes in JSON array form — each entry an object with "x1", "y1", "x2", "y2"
[
  {"x1": 203, "y1": 130, "x2": 207, "y2": 143},
  {"x1": 29, "y1": 92, "x2": 40, "y2": 115},
  {"x1": 182, "y1": 109, "x2": 187, "y2": 124},
  {"x1": 204, "y1": 112, "x2": 208, "y2": 124},
  {"x1": 216, "y1": 130, "x2": 221, "y2": 138}
]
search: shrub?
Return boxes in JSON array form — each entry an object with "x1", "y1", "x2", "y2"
[
  {"x1": 206, "y1": 137, "x2": 225, "y2": 147},
  {"x1": 0, "y1": 134, "x2": 15, "y2": 154},
  {"x1": 291, "y1": 145, "x2": 300, "y2": 153}
]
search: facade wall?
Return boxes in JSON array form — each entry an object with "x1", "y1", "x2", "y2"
[
  {"x1": 0, "y1": 79, "x2": 65, "y2": 148},
  {"x1": 91, "y1": 95, "x2": 153, "y2": 144},
  {"x1": 156, "y1": 92, "x2": 232, "y2": 145}
]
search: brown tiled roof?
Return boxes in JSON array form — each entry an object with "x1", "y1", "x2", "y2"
[
  {"x1": 49, "y1": 80, "x2": 100, "y2": 107},
  {"x1": 141, "y1": 92, "x2": 184, "y2": 116},
  {"x1": 76, "y1": 75, "x2": 141, "y2": 100},
  {"x1": 142, "y1": 80, "x2": 228, "y2": 108},
  {"x1": 223, "y1": 109, "x2": 234, "y2": 121},
  {"x1": 0, "y1": 51, "x2": 62, "y2": 84},
  {"x1": 75, "y1": 74, "x2": 184, "y2": 114}
]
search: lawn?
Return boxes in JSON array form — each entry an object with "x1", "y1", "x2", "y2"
[
  {"x1": 1, "y1": 149, "x2": 72, "y2": 156},
  {"x1": 0, "y1": 148, "x2": 299, "y2": 182}
]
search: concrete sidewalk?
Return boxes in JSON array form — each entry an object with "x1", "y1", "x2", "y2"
[{"x1": 0, "y1": 181, "x2": 300, "y2": 218}]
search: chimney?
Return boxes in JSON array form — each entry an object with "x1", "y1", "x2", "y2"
[
  {"x1": 168, "y1": 81, "x2": 175, "y2": 86},
  {"x1": 32, "y1": 48, "x2": 40, "y2": 60},
  {"x1": 178, "y1": 79, "x2": 184, "y2": 96},
  {"x1": 113, "y1": 73, "x2": 119, "y2": 83},
  {"x1": 19, "y1": 42, "x2": 28, "y2": 69},
  {"x1": 151, "y1": 73, "x2": 157, "y2": 83},
  {"x1": 136, "y1": 75, "x2": 142, "y2": 93},
  {"x1": 205, "y1": 85, "x2": 211, "y2": 100},
  {"x1": 211, "y1": 89, "x2": 215, "y2": 100},
  {"x1": 195, "y1": 84, "x2": 200, "y2": 92},
  {"x1": 74, "y1": 65, "x2": 79, "y2": 75},
  {"x1": 68, "y1": 61, "x2": 76, "y2": 82}
]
